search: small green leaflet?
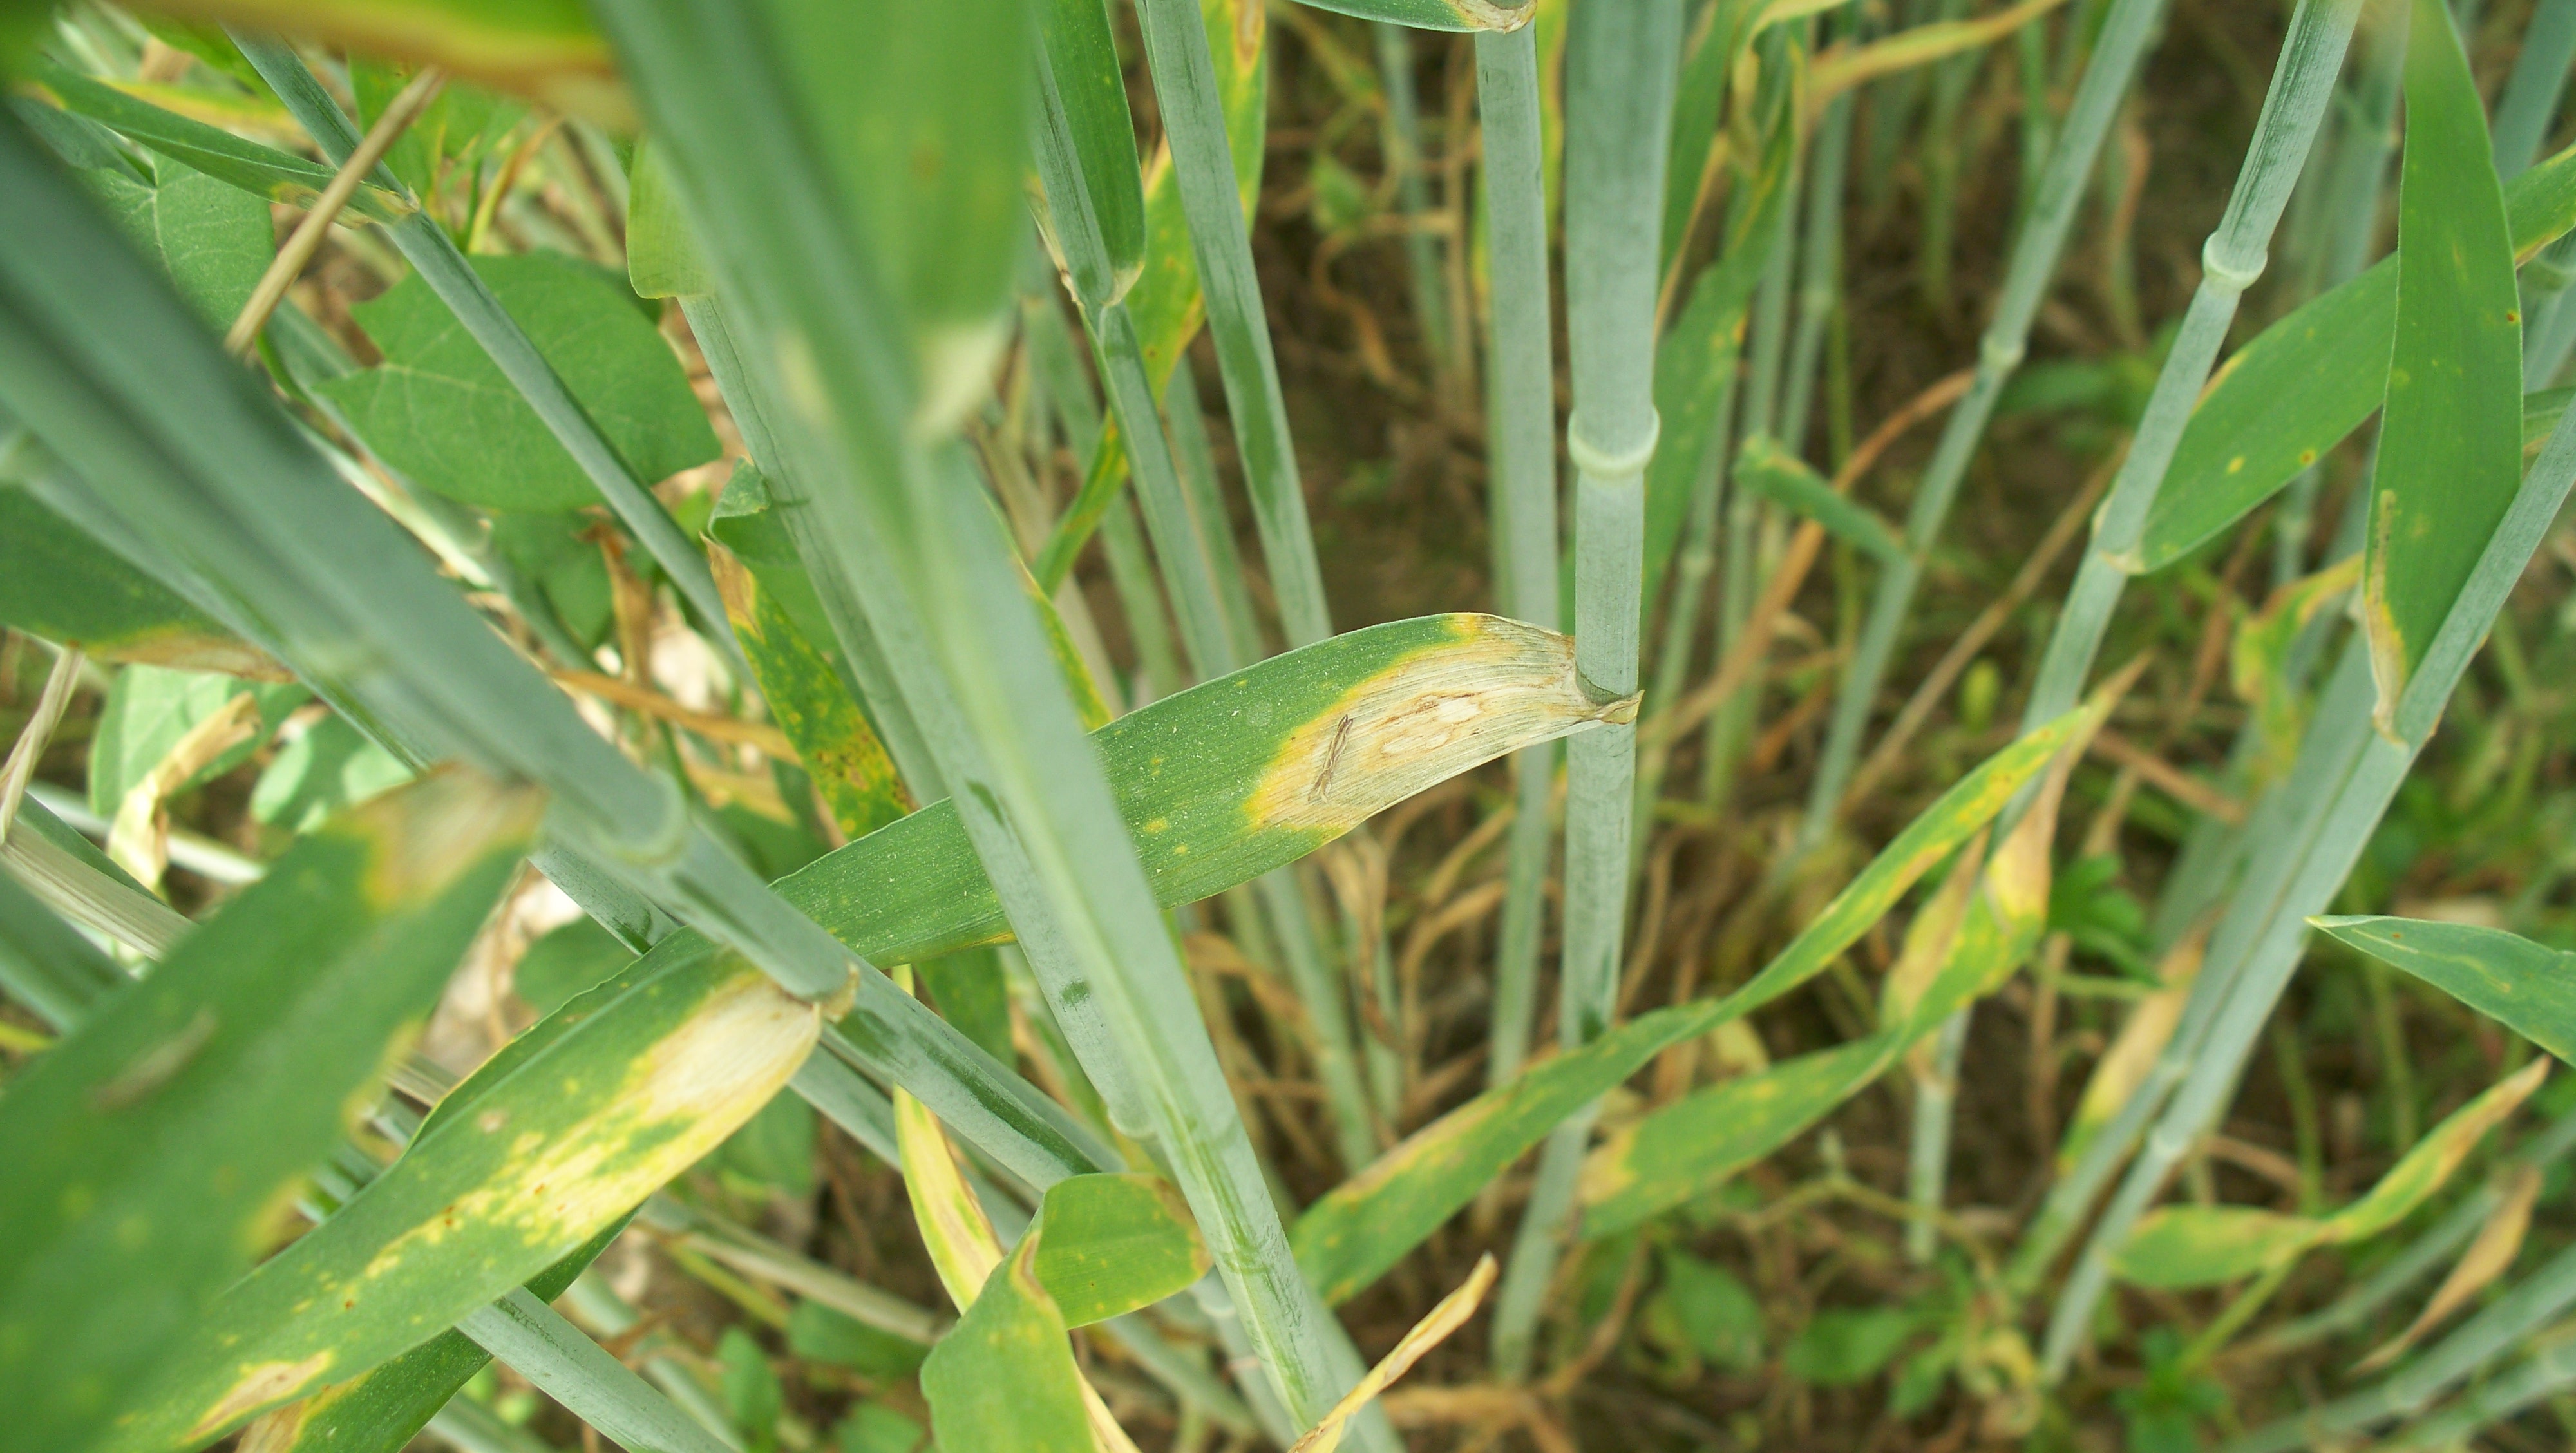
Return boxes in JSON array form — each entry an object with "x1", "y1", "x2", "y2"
[
  {"x1": 0, "y1": 770, "x2": 540, "y2": 1453},
  {"x1": 2362, "y1": 0, "x2": 2525, "y2": 726},
  {"x1": 318, "y1": 251, "x2": 719, "y2": 513}
]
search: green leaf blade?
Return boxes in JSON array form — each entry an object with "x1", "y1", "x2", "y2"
[{"x1": 2362, "y1": 0, "x2": 2526, "y2": 719}]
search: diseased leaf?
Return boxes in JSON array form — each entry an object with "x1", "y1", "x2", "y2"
[
  {"x1": 0, "y1": 770, "x2": 540, "y2": 1453},
  {"x1": 79, "y1": 154, "x2": 271, "y2": 331},
  {"x1": 1292, "y1": 690, "x2": 2105, "y2": 1302},
  {"x1": 2361, "y1": 0, "x2": 2525, "y2": 725},
  {"x1": 2316, "y1": 916, "x2": 2576, "y2": 1063},
  {"x1": 919, "y1": 1235, "x2": 1093, "y2": 1453},
  {"x1": 106, "y1": 940, "x2": 821, "y2": 1450},
  {"x1": 2322, "y1": 1058, "x2": 2548, "y2": 1244},
  {"x1": 2108, "y1": 1208, "x2": 2323, "y2": 1289},
  {"x1": 318, "y1": 251, "x2": 720, "y2": 512},
  {"x1": 1576, "y1": 690, "x2": 2096, "y2": 1238},
  {"x1": 231, "y1": 1218, "x2": 632, "y2": 1453},
  {"x1": 2107, "y1": 1059, "x2": 2546, "y2": 1290}
]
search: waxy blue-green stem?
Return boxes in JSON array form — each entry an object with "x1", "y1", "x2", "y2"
[
  {"x1": 1489, "y1": 0, "x2": 1683, "y2": 1382},
  {"x1": 1477, "y1": 25, "x2": 1560, "y2": 1092}
]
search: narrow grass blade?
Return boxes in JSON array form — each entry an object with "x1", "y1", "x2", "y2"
[
  {"x1": 2317, "y1": 916, "x2": 2576, "y2": 1063},
  {"x1": 1291, "y1": 698, "x2": 2092, "y2": 1304},
  {"x1": 1036, "y1": 0, "x2": 1148, "y2": 306},
  {"x1": 1036, "y1": 0, "x2": 1268, "y2": 593},
  {"x1": 1285, "y1": 0, "x2": 1532, "y2": 30},
  {"x1": 238, "y1": 1221, "x2": 630, "y2": 1453},
  {"x1": 107, "y1": 945, "x2": 819, "y2": 1450},
  {"x1": 0, "y1": 769, "x2": 540, "y2": 1453},
  {"x1": 2361, "y1": 0, "x2": 2524, "y2": 725},
  {"x1": 1139, "y1": 0, "x2": 1332, "y2": 645},
  {"x1": 1732, "y1": 435, "x2": 1904, "y2": 562},
  {"x1": 455, "y1": 1290, "x2": 734, "y2": 1453}
]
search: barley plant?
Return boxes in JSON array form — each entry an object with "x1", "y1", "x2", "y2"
[{"x1": 10, "y1": 0, "x2": 2576, "y2": 1448}]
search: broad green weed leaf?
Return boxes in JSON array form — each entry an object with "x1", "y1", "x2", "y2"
[
  {"x1": 107, "y1": 943, "x2": 820, "y2": 1452},
  {"x1": 920, "y1": 1235, "x2": 1094, "y2": 1453},
  {"x1": 0, "y1": 482, "x2": 283, "y2": 678},
  {"x1": 2362, "y1": 0, "x2": 2524, "y2": 726},
  {"x1": 1656, "y1": 1250, "x2": 1764, "y2": 1374},
  {"x1": 2108, "y1": 1208, "x2": 2321, "y2": 1289},
  {"x1": 80, "y1": 154, "x2": 270, "y2": 331},
  {"x1": 1030, "y1": 1173, "x2": 1211, "y2": 1327},
  {"x1": 2132, "y1": 139, "x2": 2576, "y2": 573},
  {"x1": 511, "y1": 915, "x2": 630, "y2": 1016},
  {"x1": 915, "y1": 946, "x2": 1015, "y2": 1065},
  {"x1": 2316, "y1": 915, "x2": 2576, "y2": 1062},
  {"x1": 489, "y1": 510, "x2": 616, "y2": 647},
  {"x1": 1782, "y1": 1307, "x2": 1920, "y2": 1387},
  {"x1": 1291, "y1": 692, "x2": 2098, "y2": 1302},
  {"x1": 251, "y1": 714, "x2": 415, "y2": 833},
  {"x1": 24, "y1": 58, "x2": 412, "y2": 222},
  {"x1": 318, "y1": 251, "x2": 719, "y2": 513},
  {"x1": 88, "y1": 665, "x2": 308, "y2": 820},
  {"x1": 627, "y1": 140, "x2": 711, "y2": 300},
  {"x1": 719, "y1": 1325, "x2": 785, "y2": 1451},
  {"x1": 0, "y1": 769, "x2": 540, "y2": 1453}
]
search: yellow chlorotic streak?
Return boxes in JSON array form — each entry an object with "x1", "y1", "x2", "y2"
[
  {"x1": 1288, "y1": 1253, "x2": 1499, "y2": 1453},
  {"x1": 895, "y1": 1095, "x2": 1007, "y2": 1309},
  {"x1": 184, "y1": 967, "x2": 815, "y2": 1442},
  {"x1": 355, "y1": 769, "x2": 549, "y2": 909},
  {"x1": 1245, "y1": 617, "x2": 1635, "y2": 837}
]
